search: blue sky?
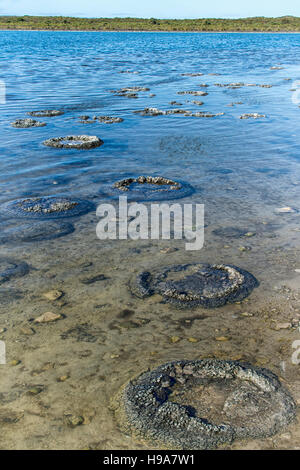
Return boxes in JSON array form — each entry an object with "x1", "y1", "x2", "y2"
[{"x1": 0, "y1": 0, "x2": 300, "y2": 19}]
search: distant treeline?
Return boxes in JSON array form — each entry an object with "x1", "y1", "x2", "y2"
[{"x1": 1, "y1": 15, "x2": 300, "y2": 32}]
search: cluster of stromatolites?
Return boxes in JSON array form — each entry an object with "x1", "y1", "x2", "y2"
[
  {"x1": 113, "y1": 359, "x2": 296, "y2": 450},
  {"x1": 131, "y1": 263, "x2": 259, "y2": 308}
]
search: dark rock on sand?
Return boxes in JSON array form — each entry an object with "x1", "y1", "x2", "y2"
[
  {"x1": 0, "y1": 220, "x2": 75, "y2": 243},
  {"x1": 0, "y1": 257, "x2": 29, "y2": 284}
]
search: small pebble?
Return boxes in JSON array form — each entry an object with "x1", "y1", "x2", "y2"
[
  {"x1": 10, "y1": 359, "x2": 21, "y2": 366},
  {"x1": 43, "y1": 290, "x2": 63, "y2": 301},
  {"x1": 275, "y1": 207, "x2": 295, "y2": 214},
  {"x1": 34, "y1": 312, "x2": 62, "y2": 323},
  {"x1": 188, "y1": 337, "x2": 198, "y2": 343},
  {"x1": 275, "y1": 322, "x2": 291, "y2": 330},
  {"x1": 170, "y1": 336, "x2": 181, "y2": 343},
  {"x1": 20, "y1": 326, "x2": 35, "y2": 336},
  {"x1": 65, "y1": 414, "x2": 84, "y2": 427},
  {"x1": 215, "y1": 336, "x2": 231, "y2": 342},
  {"x1": 57, "y1": 375, "x2": 69, "y2": 382}
]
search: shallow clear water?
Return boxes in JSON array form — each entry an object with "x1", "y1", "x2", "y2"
[{"x1": 0, "y1": 31, "x2": 300, "y2": 450}]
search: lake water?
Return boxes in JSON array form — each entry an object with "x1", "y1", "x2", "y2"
[{"x1": 0, "y1": 31, "x2": 299, "y2": 450}]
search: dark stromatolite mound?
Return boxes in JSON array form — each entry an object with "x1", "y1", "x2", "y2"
[
  {"x1": 43, "y1": 135, "x2": 103, "y2": 149},
  {"x1": 1, "y1": 197, "x2": 94, "y2": 220},
  {"x1": 239, "y1": 113, "x2": 266, "y2": 119},
  {"x1": 100, "y1": 176, "x2": 195, "y2": 202},
  {"x1": 177, "y1": 90, "x2": 208, "y2": 96},
  {"x1": 0, "y1": 258, "x2": 29, "y2": 284},
  {"x1": 11, "y1": 118, "x2": 46, "y2": 128},
  {"x1": 113, "y1": 359, "x2": 296, "y2": 450},
  {"x1": 27, "y1": 110, "x2": 64, "y2": 117},
  {"x1": 79, "y1": 115, "x2": 124, "y2": 124},
  {"x1": 0, "y1": 220, "x2": 75, "y2": 243},
  {"x1": 131, "y1": 263, "x2": 258, "y2": 308}
]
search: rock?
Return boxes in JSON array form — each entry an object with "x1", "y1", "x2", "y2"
[
  {"x1": 34, "y1": 312, "x2": 62, "y2": 323},
  {"x1": 10, "y1": 360, "x2": 21, "y2": 366},
  {"x1": 27, "y1": 386, "x2": 44, "y2": 396},
  {"x1": 240, "y1": 312, "x2": 253, "y2": 317},
  {"x1": 188, "y1": 337, "x2": 198, "y2": 343},
  {"x1": 20, "y1": 326, "x2": 35, "y2": 336},
  {"x1": 43, "y1": 290, "x2": 63, "y2": 301},
  {"x1": 57, "y1": 375, "x2": 69, "y2": 382},
  {"x1": 275, "y1": 323, "x2": 291, "y2": 330},
  {"x1": 244, "y1": 232, "x2": 256, "y2": 237},
  {"x1": 275, "y1": 207, "x2": 295, "y2": 214},
  {"x1": 160, "y1": 247, "x2": 178, "y2": 254},
  {"x1": 295, "y1": 269, "x2": 300, "y2": 274},
  {"x1": 65, "y1": 414, "x2": 84, "y2": 427},
  {"x1": 0, "y1": 410, "x2": 23, "y2": 424},
  {"x1": 215, "y1": 336, "x2": 231, "y2": 341},
  {"x1": 80, "y1": 274, "x2": 107, "y2": 284},
  {"x1": 170, "y1": 336, "x2": 181, "y2": 344}
]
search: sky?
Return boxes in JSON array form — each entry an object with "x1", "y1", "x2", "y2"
[{"x1": 0, "y1": 0, "x2": 300, "y2": 19}]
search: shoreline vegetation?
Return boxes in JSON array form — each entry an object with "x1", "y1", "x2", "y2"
[{"x1": 1, "y1": 15, "x2": 300, "y2": 32}]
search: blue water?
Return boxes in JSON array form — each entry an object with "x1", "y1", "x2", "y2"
[{"x1": 1, "y1": 31, "x2": 300, "y2": 226}]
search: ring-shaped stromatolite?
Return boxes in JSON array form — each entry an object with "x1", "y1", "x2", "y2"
[
  {"x1": 1, "y1": 197, "x2": 94, "y2": 219},
  {"x1": 27, "y1": 110, "x2": 64, "y2": 117},
  {"x1": 0, "y1": 220, "x2": 75, "y2": 243},
  {"x1": 0, "y1": 257, "x2": 29, "y2": 284},
  {"x1": 131, "y1": 263, "x2": 258, "y2": 308},
  {"x1": 43, "y1": 135, "x2": 103, "y2": 150},
  {"x1": 113, "y1": 359, "x2": 296, "y2": 450},
  {"x1": 101, "y1": 176, "x2": 194, "y2": 202}
]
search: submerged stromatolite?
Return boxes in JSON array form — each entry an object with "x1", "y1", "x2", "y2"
[
  {"x1": 11, "y1": 118, "x2": 46, "y2": 128},
  {"x1": 113, "y1": 359, "x2": 296, "y2": 450},
  {"x1": 239, "y1": 113, "x2": 266, "y2": 119},
  {"x1": 131, "y1": 263, "x2": 258, "y2": 308},
  {"x1": 0, "y1": 257, "x2": 29, "y2": 284},
  {"x1": 27, "y1": 110, "x2": 64, "y2": 117},
  {"x1": 79, "y1": 116, "x2": 123, "y2": 124},
  {"x1": 1, "y1": 197, "x2": 94, "y2": 219},
  {"x1": 100, "y1": 176, "x2": 195, "y2": 202},
  {"x1": 0, "y1": 220, "x2": 75, "y2": 243},
  {"x1": 43, "y1": 135, "x2": 103, "y2": 149}
]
